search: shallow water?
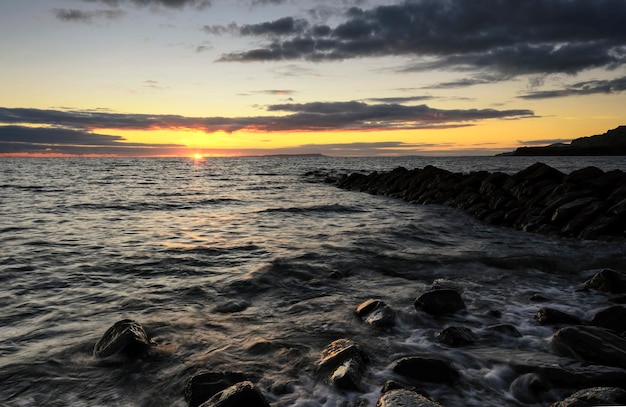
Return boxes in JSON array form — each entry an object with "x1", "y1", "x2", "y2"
[{"x1": 1, "y1": 156, "x2": 626, "y2": 406}]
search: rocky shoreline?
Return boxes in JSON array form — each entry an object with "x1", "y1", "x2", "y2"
[
  {"x1": 93, "y1": 269, "x2": 626, "y2": 406},
  {"x1": 326, "y1": 162, "x2": 626, "y2": 241}
]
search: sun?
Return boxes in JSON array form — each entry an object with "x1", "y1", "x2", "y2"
[{"x1": 193, "y1": 153, "x2": 203, "y2": 160}]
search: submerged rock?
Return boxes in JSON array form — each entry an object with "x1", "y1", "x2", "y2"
[
  {"x1": 200, "y1": 381, "x2": 270, "y2": 407},
  {"x1": 535, "y1": 307, "x2": 582, "y2": 325},
  {"x1": 376, "y1": 389, "x2": 445, "y2": 407},
  {"x1": 185, "y1": 371, "x2": 249, "y2": 407},
  {"x1": 509, "y1": 373, "x2": 550, "y2": 404},
  {"x1": 436, "y1": 326, "x2": 476, "y2": 346},
  {"x1": 551, "y1": 325, "x2": 626, "y2": 369},
  {"x1": 485, "y1": 324, "x2": 522, "y2": 338},
  {"x1": 414, "y1": 289, "x2": 465, "y2": 316},
  {"x1": 590, "y1": 305, "x2": 626, "y2": 334},
  {"x1": 317, "y1": 338, "x2": 369, "y2": 391},
  {"x1": 550, "y1": 387, "x2": 626, "y2": 407},
  {"x1": 93, "y1": 319, "x2": 152, "y2": 359},
  {"x1": 355, "y1": 299, "x2": 395, "y2": 328},
  {"x1": 579, "y1": 269, "x2": 626, "y2": 293},
  {"x1": 392, "y1": 356, "x2": 459, "y2": 384}
]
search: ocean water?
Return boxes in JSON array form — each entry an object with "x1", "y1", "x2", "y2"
[{"x1": 1, "y1": 156, "x2": 626, "y2": 407}]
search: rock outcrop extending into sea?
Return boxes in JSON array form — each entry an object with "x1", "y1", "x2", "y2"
[
  {"x1": 331, "y1": 162, "x2": 626, "y2": 240},
  {"x1": 502, "y1": 125, "x2": 626, "y2": 156}
]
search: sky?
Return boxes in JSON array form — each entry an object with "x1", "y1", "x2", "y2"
[{"x1": 0, "y1": 0, "x2": 625, "y2": 157}]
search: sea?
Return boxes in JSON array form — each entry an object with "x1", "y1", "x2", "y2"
[{"x1": 1, "y1": 155, "x2": 626, "y2": 407}]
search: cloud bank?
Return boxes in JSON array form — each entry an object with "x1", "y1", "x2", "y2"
[
  {"x1": 215, "y1": 0, "x2": 626, "y2": 79},
  {"x1": 0, "y1": 103, "x2": 533, "y2": 155}
]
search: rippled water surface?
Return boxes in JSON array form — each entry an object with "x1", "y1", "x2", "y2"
[{"x1": 1, "y1": 156, "x2": 626, "y2": 406}]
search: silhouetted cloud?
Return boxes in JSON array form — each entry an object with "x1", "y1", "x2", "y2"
[
  {"x1": 216, "y1": 0, "x2": 626, "y2": 78},
  {"x1": 0, "y1": 125, "x2": 184, "y2": 156},
  {"x1": 0, "y1": 103, "x2": 534, "y2": 136},
  {"x1": 519, "y1": 75, "x2": 626, "y2": 99},
  {"x1": 78, "y1": 0, "x2": 212, "y2": 9},
  {"x1": 365, "y1": 96, "x2": 434, "y2": 104},
  {"x1": 53, "y1": 8, "x2": 125, "y2": 23}
]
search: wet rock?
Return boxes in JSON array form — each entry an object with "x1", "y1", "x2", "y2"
[
  {"x1": 213, "y1": 299, "x2": 250, "y2": 313},
  {"x1": 579, "y1": 269, "x2": 626, "y2": 293},
  {"x1": 376, "y1": 389, "x2": 445, "y2": 407},
  {"x1": 551, "y1": 325, "x2": 626, "y2": 369},
  {"x1": 509, "y1": 373, "x2": 550, "y2": 404},
  {"x1": 590, "y1": 305, "x2": 626, "y2": 334},
  {"x1": 393, "y1": 356, "x2": 459, "y2": 384},
  {"x1": 436, "y1": 326, "x2": 477, "y2": 346},
  {"x1": 535, "y1": 307, "x2": 582, "y2": 325},
  {"x1": 185, "y1": 371, "x2": 249, "y2": 407},
  {"x1": 550, "y1": 387, "x2": 626, "y2": 407},
  {"x1": 414, "y1": 289, "x2": 465, "y2": 316},
  {"x1": 530, "y1": 293, "x2": 550, "y2": 302},
  {"x1": 355, "y1": 299, "x2": 395, "y2": 328},
  {"x1": 317, "y1": 338, "x2": 368, "y2": 391},
  {"x1": 485, "y1": 324, "x2": 522, "y2": 338},
  {"x1": 335, "y1": 162, "x2": 626, "y2": 240},
  {"x1": 93, "y1": 319, "x2": 153, "y2": 359},
  {"x1": 200, "y1": 381, "x2": 270, "y2": 407},
  {"x1": 380, "y1": 380, "x2": 429, "y2": 398}
]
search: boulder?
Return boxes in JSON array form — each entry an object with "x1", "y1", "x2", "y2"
[
  {"x1": 509, "y1": 373, "x2": 550, "y2": 404},
  {"x1": 414, "y1": 289, "x2": 465, "y2": 316},
  {"x1": 551, "y1": 325, "x2": 626, "y2": 369},
  {"x1": 200, "y1": 381, "x2": 270, "y2": 407},
  {"x1": 376, "y1": 389, "x2": 445, "y2": 407},
  {"x1": 579, "y1": 269, "x2": 626, "y2": 293},
  {"x1": 550, "y1": 387, "x2": 626, "y2": 407},
  {"x1": 535, "y1": 307, "x2": 582, "y2": 325},
  {"x1": 93, "y1": 319, "x2": 153, "y2": 359},
  {"x1": 392, "y1": 356, "x2": 459, "y2": 384},
  {"x1": 436, "y1": 326, "x2": 477, "y2": 346},
  {"x1": 185, "y1": 372, "x2": 249, "y2": 407},
  {"x1": 589, "y1": 305, "x2": 626, "y2": 334},
  {"x1": 355, "y1": 299, "x2": 396, "y2": 328},
  {"x1": 317, "y1": 338, "x2": 368, "y2": 391}
]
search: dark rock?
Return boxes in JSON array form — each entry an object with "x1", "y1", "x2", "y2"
[
  {"x1": 590, "y1": 305, "x2": 626, "y2": 334},
  {"x1": 355, "y1": 299, "x2": 396, "y2": 328},
  {"x1": 509, "y1": 373, "x2": 550, "y2": 404},
  {"x1": 579, "y1": 269, "x2": 626, "y2": 294},
  {"x1": 551, "y1": 197, "x2": 600, "y2": 225},
  {"x1": 380, "y1": 380, "x2": 428, "y2": 398},
  {"x1": 579, "y1": 215, "x2": 626, "y2": 240},
  {"x1": 485, "y1": 324, "x2": 522, "y2": 338},
  {"x1": 564, "y1": 166, "x2": 606, "y2": 184},
  {"x1": 200, "y1": 381, "x2": 270, "y2": 407},
  {"x1": 551, "y1": 325, "x2": 626, "y2": 369},
  {"x1": 550, "y1": 387, "x2": 626, "y2": 407},
  {"x1": 414, "y1": 289, "x2": 465, "y2": 316},
  {"x1": 376, "y1": 389, "x2": 445, "y2": 407},
  {"x1": 393, "y1": 356, "x2": 459, "y2": 384},
  {"x1": 93, "y1": 319, "x2": 152, "y2": 359},
  {"x1": 535, "y1": 307, "x2": 582, "y2": 325},
  {"x1": 436, "y1": 326, "x2": 477, "y2": 346},
  {"x1": 213, "y1": 299, "x2": 250, "y2": 313},
  {"x1": 317, "y1": 338, "x2": 368, "y2": 391},
  {"x1": 328, "y1": 357, "x2": 365, "y2": 391},
  {"x1": 530, "y1": 293, "x2": 550, "y2": 302},
  {"x1": 185, "y1": 372, "x2": 249, "y2": 407}
]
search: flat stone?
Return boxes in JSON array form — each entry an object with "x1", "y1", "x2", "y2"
[
  {"x1": 376, "y1": 389, "x2": 445, "y2": 407},
  {"x1": 393, "y1": 356, "x2": 459, "y2": 384},
  {"x1": 551, "y1": 325, "x2": 626, "y2": 369}
]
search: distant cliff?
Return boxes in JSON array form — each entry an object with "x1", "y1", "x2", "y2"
[{"x1": 502, "y1": 126, "x2": 626, "y2": 156}]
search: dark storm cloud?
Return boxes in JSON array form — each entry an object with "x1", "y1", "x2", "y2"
[
  {"x1": 519, "y1": 75, "x2": 626, "y2": 99},
  {"x1": 0, "y1": 125, "x2": 183, "y2": 156},
  {"x1": 53, "y1": 8, "x2": 125, "y2": 22},
  {"x1": 78, "y1": 0, "x2": 212, "y2": 9},
  {"x1": 365, "y1": 95, "x2": 434, "y2": 103},
  {"x1": 240, "y1": 17, "x2": 309, "y2": 36},
  {"x1": 0, "y1": 103, "x2": 534, "y2": 135},
  {"x1": 217, "y1": 0, "x2": 626, "y2": 77}
]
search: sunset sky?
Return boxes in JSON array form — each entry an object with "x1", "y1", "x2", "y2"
[{"x1": 1, "y1": 0, "x2": 625, "y2": 157}]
